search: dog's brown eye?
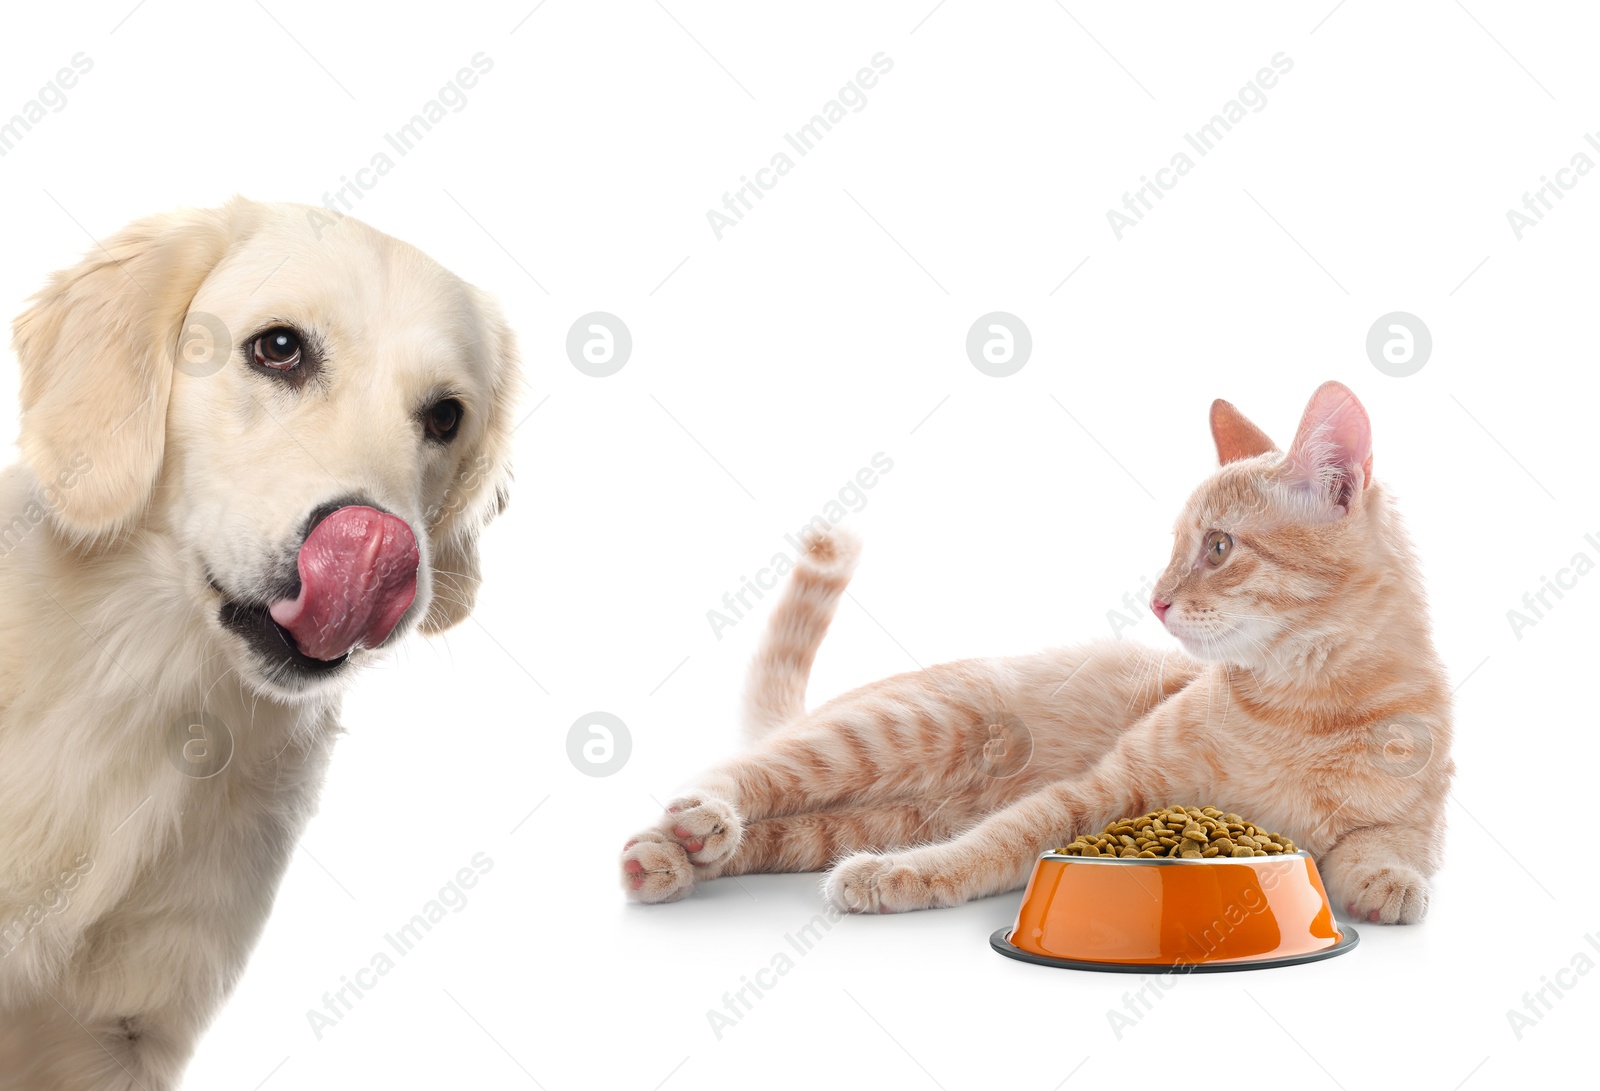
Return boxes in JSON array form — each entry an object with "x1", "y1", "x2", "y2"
[
  {"x1": 252, "y1": 328, "x2": 301, "y2": 371},
  {"x1": 425, "y1": 399, "x2": 462, "y2": 442},
  {"x1": 1204, "y1": 530, "x2": 1233, "y2": 566}
]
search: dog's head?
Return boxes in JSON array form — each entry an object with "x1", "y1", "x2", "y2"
[{"x1": 12, "y1": 199, "x2": 519, "y2": 697}]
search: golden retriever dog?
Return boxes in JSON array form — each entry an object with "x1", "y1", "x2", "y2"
[{"x1": 0, "y1": 199, "x2": 518, "y2": 1089}]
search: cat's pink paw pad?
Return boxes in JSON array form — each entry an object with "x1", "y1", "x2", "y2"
[
  {"x1": 1336, "y1": 864, "x2": 1429, "y2": 925},
  {"x1": 621, "y1": 831, "x2": 694, "y2": 903},
  {"x1": 658, "y1": 794, "x2": 742, "y2": 867}
]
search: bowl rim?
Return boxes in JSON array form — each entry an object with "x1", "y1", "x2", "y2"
[
  {"x1": 1038, "y1": 848, "x2": 1312, "y2": 866},
  {"x1": 989, "y1": 924, "x2": 1359, "y2": 973}
]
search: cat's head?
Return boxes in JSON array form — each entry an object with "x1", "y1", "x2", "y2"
[{"x1": 1151, "y1": 381, "x2": 1380, "y2": 666}]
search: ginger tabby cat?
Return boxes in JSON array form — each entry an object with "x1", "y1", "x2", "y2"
[{"x1": 622, "y1": 382, "x2": 1452, "y2": 923}]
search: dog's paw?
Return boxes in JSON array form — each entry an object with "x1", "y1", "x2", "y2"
[
  {"x1": 824, "y1": 852, "x2": 929, "y2": 914},
  {"x1": 622, "y1": 831, "x2": 695, "y2": 903},
  {"x1": 1332, "y1": 863, "x2": 1430, "y2": 925},
  {"x1": 660, "y1": 792, "x2": 743, "y2": 868}
]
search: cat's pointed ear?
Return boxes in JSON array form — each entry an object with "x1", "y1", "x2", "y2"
[
  {"x1": 1210, "y1": 399, "x2": 1277, "y2": 464},
  {"x1": 1285, "y1": 381, "x2": 1373, "y2": 514}
]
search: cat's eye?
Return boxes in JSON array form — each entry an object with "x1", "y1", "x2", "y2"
[{"x1": 1203, "y1": 530, "x2": 1233, "y2": 566}]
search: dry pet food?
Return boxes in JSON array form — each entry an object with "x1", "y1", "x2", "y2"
[{"x1": 1058, "y1": 806, "x2": 1297, "y2": 859}]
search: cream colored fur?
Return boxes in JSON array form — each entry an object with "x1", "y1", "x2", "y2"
[{"x1": 0, "y1": 200, "x2": 517, "y2": 1089}]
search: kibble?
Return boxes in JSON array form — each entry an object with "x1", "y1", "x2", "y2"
[{"x1": 1058, "y1": 806, "x2": 1296, "y2": 859}]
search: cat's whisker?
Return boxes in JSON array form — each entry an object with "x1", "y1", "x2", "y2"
[{"x1": 1126, "y1": 648, "x2": 1166, "y2": 717}]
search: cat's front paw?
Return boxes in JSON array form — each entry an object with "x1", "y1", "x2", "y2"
[
  {"x1": 824, "y1": 852, "x2": 937, "y2": 914},
  {"x1": 1329, "y1": 862, "x2": 1430, "y2": 924},
  {"x1": 661, "y1": 792, "x2": 743, "y2": 868}
]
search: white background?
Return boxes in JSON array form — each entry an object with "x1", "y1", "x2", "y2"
[{"x1": 2, "y1": 2, "x2": 1596, "y2": 1088}]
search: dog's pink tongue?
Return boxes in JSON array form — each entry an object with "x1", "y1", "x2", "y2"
[{"x1": 268, "y1": 507, "x2": 419, "y2": 661}]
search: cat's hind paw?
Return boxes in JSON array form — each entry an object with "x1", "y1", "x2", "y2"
[
  {"x1": 622, "y1": 831, "x2": 696, "y2": 903},
  {"x1": 622, "y1": 792, "x2": 744, "y2": 904},
  {"x1": 661, "y1": 793, "x2": 743, "y2": 868}
]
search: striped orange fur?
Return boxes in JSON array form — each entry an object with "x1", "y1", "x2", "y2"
[
  {"x1": 622, "y1": 382, "x2": 1453, "y2": 923},
  {"x1": 740, "y1": 527, "x2": 860, "y2": 739}
]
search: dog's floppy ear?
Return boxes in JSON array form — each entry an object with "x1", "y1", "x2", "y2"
[
  {"x1": 421, "y1": 287, "x2": 520, "y2": 635},
  {"x1": 13, "y1": 205, "x2": 239, "y2": 542}
]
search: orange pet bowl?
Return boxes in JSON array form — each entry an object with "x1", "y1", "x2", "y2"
[{"x1": 991, "y1": 850, "x2": 1357, "y2": 973}]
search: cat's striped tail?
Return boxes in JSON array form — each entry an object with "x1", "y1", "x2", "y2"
[{"x1": 741, "y1": 525, "x2": 862, "y2": 739}]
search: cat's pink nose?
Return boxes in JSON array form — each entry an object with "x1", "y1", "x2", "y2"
[{"x1": 1151, "y1": 597, "x2": 1171, "y2": 622}]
